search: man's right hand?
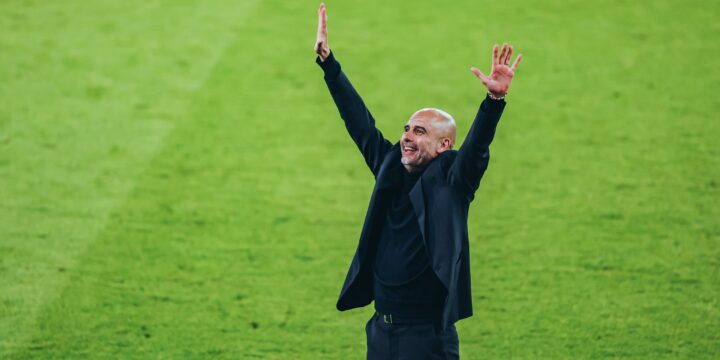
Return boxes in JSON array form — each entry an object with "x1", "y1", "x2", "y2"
[{"x1": 314, "y1": 3, "x2": 330, "y2": 62}]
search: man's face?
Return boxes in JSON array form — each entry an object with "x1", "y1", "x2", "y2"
[{"x1": 400, "y1": 110, "x2": 454, "y2": 172}]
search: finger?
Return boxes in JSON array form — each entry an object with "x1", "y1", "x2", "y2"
[
  {"x1": 505, "y1": 45, "x2": 513, "y2": 65},
  {"x1": 498, "y1": 43, "x2": 508, "y2": 65},
  {"x1": 510, "y1": 53, "x2": 523, "y2": 71},
  {"x1": 317, "y1": 5, "x2": 323, "y2": 33},
  {"x1": 492, "y1": 44, "x2": 499, "y2": 67},
  {"x1": 470, "y1": 67, "x2": 484, "y2": 78},
  {"x1": 317, "y1": 4, "x2": 327, "y2": 32},
  {"x1": 321, "y1": 6, "x2": 327, "y2": 34},
  {"x1": 471, "y1": 67, "x2": 490, "y2": 85}
]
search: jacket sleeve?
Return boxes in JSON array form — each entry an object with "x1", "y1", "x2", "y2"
[
  {"x1": 317, "y1": 52, "x2": 393, "y2": 177},
  {"x1": 447, "y1": 95, "x2": 506, "y2": 200}
]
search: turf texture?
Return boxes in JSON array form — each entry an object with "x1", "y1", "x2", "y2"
[{"x1": 1, "y1": 0, "x2": 718, "y2": 358}]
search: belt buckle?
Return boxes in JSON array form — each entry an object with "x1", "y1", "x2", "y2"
[{"x1": 383, "y1": 314, "x2": 393, "y2": 324}]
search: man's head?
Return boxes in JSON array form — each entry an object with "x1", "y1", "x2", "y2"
[{"x1": 400, "y1": 108, "x2": 457, "y2": 173}]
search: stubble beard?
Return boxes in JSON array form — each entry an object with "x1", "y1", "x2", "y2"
[{"x1": 401, "y1": 151, "x2": 427, "y2": 169}]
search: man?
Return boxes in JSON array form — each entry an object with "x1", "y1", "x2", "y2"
[{"x1": 313, "y1": 3, "x2": 521, "y2": 359}]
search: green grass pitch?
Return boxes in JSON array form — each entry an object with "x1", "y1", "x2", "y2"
[{"x1": 1, "y1": 0, "x2": 718, "y2": 358}]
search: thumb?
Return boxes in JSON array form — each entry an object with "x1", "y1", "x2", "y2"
[{"x1": 470, "y1": 67, "x2": 489, "y2": 85}]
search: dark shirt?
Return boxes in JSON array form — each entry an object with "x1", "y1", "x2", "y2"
[{"x1": 373, "y1": 168, "x2": 446, "y2": 316}]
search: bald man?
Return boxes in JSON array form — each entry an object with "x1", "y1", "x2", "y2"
[{"x1": 314, "y1": 3, "x2": 521, "y2": 359}]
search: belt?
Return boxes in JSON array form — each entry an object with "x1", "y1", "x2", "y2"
[{"x1": 374, "y1": 310, "x2": 440, "y2": 325}]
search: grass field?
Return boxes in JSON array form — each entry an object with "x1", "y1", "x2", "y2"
[{"x1": 1, "y1": 0, "x2": 719, "y2": 358}]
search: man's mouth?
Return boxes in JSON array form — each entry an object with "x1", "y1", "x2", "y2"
[{"x1": 402, "y1": 145, "x2": 417, "y2": 155}]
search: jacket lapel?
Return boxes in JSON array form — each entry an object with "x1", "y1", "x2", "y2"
[
  {"x1": 409, "y1": 177, "x2": 426, "y2": 241},
  {"x1": 410, "y1": 158, "x2": 443, "y2": 244},
  {"x1": 375, "y1": 144, "x2": 403, "y2": 191}
]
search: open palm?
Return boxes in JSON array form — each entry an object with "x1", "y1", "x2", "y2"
[{"x1": 471, "y1": 43, "x2": 522, "y2": 98}]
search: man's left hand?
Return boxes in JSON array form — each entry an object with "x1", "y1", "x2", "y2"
[{"x1": 471, "y1": 43, "x2": 522, "y2": 99}]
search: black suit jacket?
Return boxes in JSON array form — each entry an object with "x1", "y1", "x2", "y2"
[{"x1": 317, "y1": 52, "x2": 506, "y2": 328}]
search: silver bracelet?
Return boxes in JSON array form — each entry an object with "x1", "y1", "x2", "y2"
[{"x1": 488, "y1": 92, "x2": 506, "y2": 100}]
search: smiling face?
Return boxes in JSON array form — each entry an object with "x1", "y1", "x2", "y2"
[{"x1": 400, "y1": 108, "x2": 457, "y2": 173}]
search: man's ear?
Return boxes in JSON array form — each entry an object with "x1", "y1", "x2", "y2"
[{"x1": 437, "y1": 138, "x2": 452, "y2": 154}]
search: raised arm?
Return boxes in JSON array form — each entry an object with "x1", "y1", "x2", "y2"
[
  {"x1": 448, "y1": 43, "x2": 522, "y2": 199},
  {"x1": 314, "y1": 3, "x2": 392, "y2": 176}
]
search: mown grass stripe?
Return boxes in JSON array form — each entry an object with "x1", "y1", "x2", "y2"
[{"x1": 0, "y1": 0, "x2": 259, "y2": 356}]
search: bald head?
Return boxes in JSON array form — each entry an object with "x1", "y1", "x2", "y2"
[
  {"x1": 400, "y1": 108, "x2": 457, "y2": 172},
  {"x1": 409, "y1": 108, "x2": 457, "y2": 148}
]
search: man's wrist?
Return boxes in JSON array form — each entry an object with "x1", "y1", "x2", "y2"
[
  {"x1": 316, "y1": 51, "x2": 340, "y2": 79},
  {"x1": 487, "y1": 92, "x2": 506, "y2": 101},
  {"x1": 317, "y1": 51, "x2": 329, "y2": 63},
  {"x1": 316, "y1": 50, "x2": 334, "y2": 65},
  {"x1": 316, "y1": 47, "x2": 331, "y2": 62}
]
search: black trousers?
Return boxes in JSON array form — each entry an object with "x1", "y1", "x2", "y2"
[{"x1": 365, "y1": 313, "x2": 460, "y2": 359}]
